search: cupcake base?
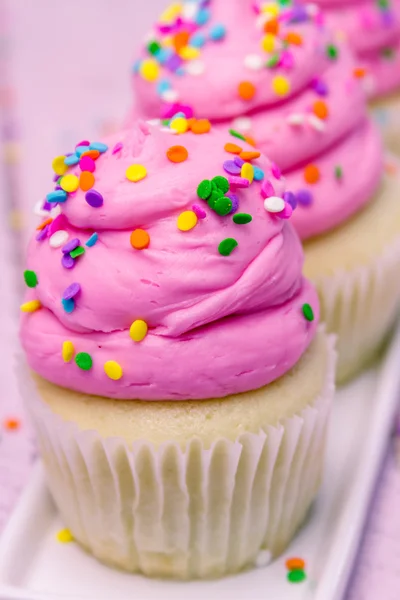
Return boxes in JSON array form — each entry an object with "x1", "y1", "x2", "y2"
[
  {"x1": 23, "y1": 329, "x2": 335, "y2": 580},
  {"x1": 304, "y1": 159, "x2": 400, "y2": 384},
  {"x1": 370, "y1": 92, "x2": 400, "y2": 157}
]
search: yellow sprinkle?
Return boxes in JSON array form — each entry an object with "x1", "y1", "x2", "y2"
[
  {"x1": 126, "y1": 164, "x2": 147, "y2": 182},
  {"x1": 62, "y1": 341, "x2": 75, "y2": 363},
  {"x1": 160, "y1": 2, "x2": 182, "y2": 23},
  {"x1": 170, "y1": 117, "x2": 189, "y2": 134},
  {"x1": 272, "y1": 75, "x2": 291, "y2": 96},
  {"x1": 60, "y1": 174, "x2": 79, "y2": 193},
  {"x1": 177, "y1": 210, "x2": 198, "y2": 231},
  {"x1": 20, "y1": 300, "x2": 41, "y2": 313},
  {"x1": 261, "y1": 33, "x2": 276, "y2": 53},
  {"x1": 179, "y1": 46, "x2": 200, "y2": 60},
  {"x1": 140, "y1": 59, "x2": 160, "y2": 82},
  {"x1": 162, "y1": 35, "x2": 174, "y2": 48},
  {"x1": 56, "y1": 528, "x2": 74, "y2": 543},
  {"x1": 241, "y1": 163, "x2": 254, "y2": 184},
  {"x1": 52, "y1": 155, "x2": 68, "y2": 176},
  {"x1": 104, "y1": 360, "x2": 123, "y2": 380},
  {"x1": 130, "y1": 319, "x2": 148, "y2": 342},
  {"x1": 262, "y1": 3, "x2": 279, "y2": 17}
]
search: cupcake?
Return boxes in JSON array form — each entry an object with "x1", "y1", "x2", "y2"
[
  {"x1": 20, "y1": 121, "x2": 335, "y2": 579},
  {"x1": 132, "y1": 0, "x2": 400, "y2": 382}
]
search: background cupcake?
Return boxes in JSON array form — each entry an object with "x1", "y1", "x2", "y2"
[
  {"x1": 20, "y1": 121, "x2": 335, "y2": 579},
  {"x1": 132, "y1": 0, "x2": 400, "y2": 383}
]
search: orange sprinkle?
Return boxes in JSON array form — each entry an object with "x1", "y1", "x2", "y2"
[
  {"x1": 167, "y1": 145, "x2": 189, "y2": 163},
  {"x1": 79, "y1": 171, "x2": 95, "y2": 191},
  {"x1": 354, "y1": 67, "x2": 367, "y2": 79},
  {"x1": 173, "y1": 31, "x2": 190, "y2": 52},
  {"x1": 4, "y1": 418, "x2": 21, "y2": 431},
  {"x1": 36, "y1": 218, "x2": 53, "y2": 231},
  {"x1": 264, "y1": 18, "x2": 279, "y2": 35},
  {"x1": 224, "y1": 143, "x2": 243, "y2": 154},
  {"x1": 240, "y1": 151, "x2": 261, "y2": 161},
  {"x1": 244, "y1": 135, "x2": 257, "y2": 147},
  {"x1": 238, "y1": 81, "x2": 256, "y2": 101},
  {"x1": 187, "y1": 118, "x2": 196, "y2": 130},
  {"x1": 313, "y1": 100, "x2": 329, "y2": 120},
  {"x1": 285, "y1": 32, "x2": 303, "y2": 46},
  {"x1": 130, "y1": 229, "x2": 150, "y2": 250},
  {"x1": 191, "y1": 119, "x2": 211, "y2": 134},
  {"x1": 286, "y1": 557, "x2": 306, "y2": 571},
  {"x1": 304, "y1": 164, "x2": 320, "y2": 184},
  {"x1": 80, "y1": 150, "x2": 100, "y2": 160}
]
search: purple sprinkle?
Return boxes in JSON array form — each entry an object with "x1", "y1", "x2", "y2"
[
  {"x1": 233, "y1": 156, "x2": 245, "y2": 168},
  {"x1": 42, "y1": 201, "x2": 52, "y2": 212},
  {"x1": 261, "y1": 179, "x2": 275, "y2": 199},
  {"x1": 112, "y1": 142, "x2": 123, "y2": 155},
  {"x1": 53, "y1": 173, "x2": 59, "y2": 182},
  {"x1": 283, "y1": 191, "x2": 297, "y2": 210},
  {"x1": 296, "y1": 189, "x2": 313, "y2": 206},
  {"x1": 79, "y1": 156, "x2": 95, "y2": 173},
  {"x1": 165, "y1": 53, "x2": 183, "y2": 72},
  {"x1": 192, "y1": 204, "x2": 207, "y2": 219},
  {"x1": 85, "y1": 190, "x2": 104, "y2": 208},
  {"x1": 75, "y1": 140, "x2": 90, "y2": 148},
  {"x1": 228, "y1": 176, "x2": 250, "y2": 189},
  {"x1": 311, "y1": 78, "x2": 328, "y2": 96},
  {"x1": 62, "y1": 282, "x2": 81, "y2": 301},
  {"x1": 36, "y1": 224, "x2": 50, "y2": 241},
  {"x1": 226, "y1": 192, "x2": 239, "y2": 213},
  {"x1": 223, "y1": 160, "x2": 241, "y2": 175},
  {"x1": 271, "y1": 163, "x2": 282, "y2": 179},
  {"x1": 278, "y1": 203, "x2": 293, "y2": 219},
  {"x1": 62, "y1": 254, "x2": 75, "y2": 269},
  {"x1": 48, "y1": 213, "x2": 68, "y2": 236},
  {"x1": 54, "y1": 185, "x2": 63, "y2": 191},
  {"x1": 288, "y1": 5, "x2": 309, "y2": 23},
  {"x1": 382, "y1": 11, "x2": 394, "y2": 27},
  {"x1": 62, "y1": 238, "x2": 80, "y2": 254}
]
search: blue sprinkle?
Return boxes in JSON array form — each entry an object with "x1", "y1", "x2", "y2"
[
  {"x1": 253, "y1": 167, "x2": 265, "y2": 181},
  {"x1": 156, "y1": 78, "x2": 171, "y2": 96},
  {"x1": 75, "y1": 145, "x2": 89, "y2": 157},
  {"x1": 175, "y1": 67, "x2": 185, "y2": 76},
  {"x1": 157, "y1": 48, "x2": 173, "y2": 65},
  {"x1": 196, "y1": 8, "x2": 210, "y2": 26},
  {"x1": 46, "y1": 190, "x2": 68, "y2": 203},
  {"x1": 132, "y1": 59, "x2": 141, "y2": 74},
  {"x1": 170, "y1": 112, "x2": 186, "y2": 122},
  {"x1": 64, "y1": 154, "x2": 79, "y2": 166},
  {"x1": 190, "y1": 33, "x2": 206, "y2": 48},
  {"x1": 85, "y1": 233, "x2": 98, "y2": 247},
  {"x1": 209, "y1": 23, "x2": 226, "y2": 41},
  {"x1": 89, "y1": 142, "x2": 108, "y2": 153},
  {"x1": 62, "y1": 298, "x2": 75, "y2": 314}
]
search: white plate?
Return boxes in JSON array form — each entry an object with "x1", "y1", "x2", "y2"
[{"x1": 1, "y1": 327, "x2": 400, "y2": 600}]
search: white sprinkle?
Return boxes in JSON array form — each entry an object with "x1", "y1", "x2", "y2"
[
  {"x1": 33, "y1": 200, "x2": 49, "y2": 217},
  {"x1": 146, "y1": 118, "x2": 161, "y2": 127},
  {"x1": 232, "y1": 116, "x2": 252, "y2": 132},
  {"x1": 186, "y1": 59, "x2": 205, "y2": 76},
  {"x1": 308, "y1": 114, "x2": 326, "y2": 132},
  {"x1": 182, "y1": 1, "x2": 198, "y2": 20},
  {"x1": 264, "y1": 196, "x2": 285, "y2": 213},
  {"x1": 50, "y1": 204, "x2": 61, "y2": 218},
  {"x1": 49, "y1": 230, "x2": 68, "y2": 248},
  {"x1": 160, "y1": 127, "x2": 178, "y2": 134},
  {"x1": 244, "y1": 54, "x2": 264, "y2": 71},
  {"x1": 161, "y1": 89, "x2": 179, "y2": 103},
  {"x1": 255, "y1": 550, "x2": 272, "y2": 568},
  {"x1": 255, "y1": 14, "x2": 268, "y2": 30},
  {"x1": 287, "y1": 113, "x2": 305, "y2": 126},
  {"x1": 306, "y1": 3, "x2": 319, "y2": 16}
]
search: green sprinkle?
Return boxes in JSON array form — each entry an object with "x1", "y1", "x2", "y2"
[
  {"x1": 148, "y1": 40, "x2": 161, "y2": 55},
  {"x1": 70, "y1": 246, "x2": 85, "y2": 259},
  {"x1": 287, "y1": 569, "x2": 306, "y2": 584},
  {"x1": 302, "y1": 303, "x2": 314, "y2": 322},
  {"x1": 218, "y1": 238, "x2": 238, "y2": 256},
  {"x1": 377, "y1": 0, "x2": 389, "y2": 9},
  {"x1": 215, "y1": 197, "x2": 233, "y2": 216},
  {"x1": 24, "y1": 270, "x2": 38, "y2": 288},
  {"x1": 197, "y1": 179, "x2": 212, "y2": 200},
  {"x1": 326, "y1": 44, "x2": 339, "y2": 60},
  {"x1": 229, "y1": 129, "x2": 246, "y2": 142},
  {"x1": 212, "y1": 176, "x2": 229, "y2": 194},
  {"x1": 381, "y1": 47, "x2": 395, "y2": 59},
  {"x1": 335, "y1": 165, "x2": 343, "y2": 180},
  {"x1": 75, "y1": 352, "x2": 93, "y2": 371},
  {"x1": 208, "y1": 189, "x2": 222, "y2": 209},
  {"x1": 265, "y1": 54, "x2": 280, "y2": 68},
  {"x1": 233, "y1": 213, "x2": 252, "y2": 224}
]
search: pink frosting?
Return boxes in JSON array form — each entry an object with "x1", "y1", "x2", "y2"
[
  {"x1": 131, "y1": 0, "x2": 384, "y2": 241},
  {"x1": 20, "y1": 122, "x2": 319, "y2": 400}
]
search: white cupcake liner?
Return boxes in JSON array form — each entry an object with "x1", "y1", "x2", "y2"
[
  {"x1": 314, "y1": 236, "x2": 400, "y2": 384},
  {"x1": 370, "y1": 93, "x2": 400, "y2": 156},
  {"x1": 20, "y1": 332, "x2": 335, "y2": 580}
]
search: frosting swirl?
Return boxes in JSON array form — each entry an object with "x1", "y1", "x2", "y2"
[{"x1": 20, "y1": 122, "x2": 318, "y2": 400}]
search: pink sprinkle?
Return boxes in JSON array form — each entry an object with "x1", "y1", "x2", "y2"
[
  {"x1": 261, "y1": 180, "x2": 275, "y2": 199},
  {"x1": 80, "y1": 156, "x2": 95, "y2": 173},
  {"x1": 48, "y1": 213, "x2": 68, "y2": 236},
  {"x1": 112, "y1": 142, "x2": 123, "y2": 155},
  {"x1": 228, "y1": 176, "x2": 250, "y2": 189},
  {"x1": 75, "y1": 140, "x2": 90, "y2": 148},
  {"x1": 271, "y1": 163, "x2": 282, "y2": 179},
  {"x1": 192, "y1": 204, "x2": 207, "y2": 219},
  {"x1": 280, "y1": 50, "x2": 295, "y2": 70},
  {"x1": 278, "y1": 203, "x2": 293, "y2": 219},
  {"x1": 162, "y1": 103, "x2": 180, "y2": 119}
]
